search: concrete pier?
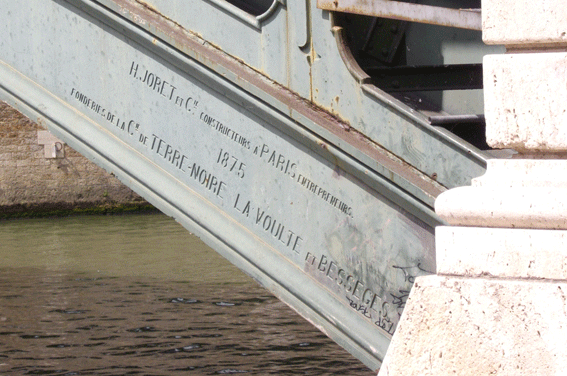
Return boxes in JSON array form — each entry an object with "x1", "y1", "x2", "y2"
[{"x1": 378, "y1": 1, "x2": 567, "y2": 374}]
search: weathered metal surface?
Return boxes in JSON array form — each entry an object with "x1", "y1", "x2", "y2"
[
  {"x1": 115, "y1": 0, "x2": 492, "y2": 191},
  {"x1": 0, "y1": 0, "x2": 496, "y2": 370},
  {"x1": 317, "y1": 0, "x2": 482, "y2": 30},
  {"x1": 323, "y1": 19, "x2": 489, "y2": 189},
  {"x1": 0, "y1": 0, "x2": 441, "y2": 369},
  {"x1": 361, "y1": 16, "x2": 411, "y2": 66},
  {"x1": 204, "y1": 0, "x2": 284, "y2": 27}
]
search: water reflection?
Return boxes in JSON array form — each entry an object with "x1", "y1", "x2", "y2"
[{"x1": 0, "y1": 214, "x2": 373, "y2": 375}]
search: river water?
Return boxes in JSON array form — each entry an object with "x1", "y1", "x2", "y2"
[{"x1": 0, "y1": 213, "x2": 374, "y2": 375}]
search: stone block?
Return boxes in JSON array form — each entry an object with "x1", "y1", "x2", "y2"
[
  {"x1": 473, "y1": 159, "x2": 567, "y2": 188},
  {"x1": 435, "y1": 159, "x2": 567, "y2": 229},
  {"x1": 378, "y1": 275, "x2": 567, "y2": 376},
  {"x1": 435, "y1": 185, "x2": 567, "y2": 229},
  {"x1": 483, "y1": 0, "x2": 567, "y2": 46},
  {"x1": 484, "y1": 53, "x2": 567, "y2": 152},
  {"x1": 16, "y1": 159, "x2": 31, "y2": 168},
  {"x1": 436, "y1": 226, "x2": 567, "y2": 279},
  {"x1": 2, "y1": 160, "x2": 17, "y2": 167}
]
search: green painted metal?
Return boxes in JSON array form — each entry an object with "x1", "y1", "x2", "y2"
[{"x1": 0, "y1": 0, "x2": 504, "y2": 370}]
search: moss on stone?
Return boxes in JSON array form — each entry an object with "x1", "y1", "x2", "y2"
[{"x1": 0, "y1": 202, "x2": 159, "y2": 220}]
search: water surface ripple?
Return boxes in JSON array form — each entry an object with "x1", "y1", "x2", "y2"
[{"x1": 0, "y1": 214, "x2": 374, "y2": 375}]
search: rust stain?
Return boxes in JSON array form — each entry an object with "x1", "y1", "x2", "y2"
[
  {"x1": 112, "y1": 0, "x2": 445, "y2": 198},
  {"x1": 134, "y1": 0, "x2": 158, "y2": 13},
  {"x1": 318, "y1": 0, "x2": 481, "y2": 30}
]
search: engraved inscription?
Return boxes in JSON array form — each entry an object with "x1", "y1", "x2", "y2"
[
  {"x1": 216, "y1": 148, "x2": 246, "y2": 178},
  {"x1": 297, "y1": 173, "x2": 353, "y2": 217},
  {"x1": 129, "y1": 62, "x2": 177, "y2": 101},
  {"x1": 187, "y1": 162, "x2": 227, "y2": 199},
  {"x1": 150, "y1": 133, "x2": 190, "y2": 172},
  {"x1": 201, "y1": 112, "x2": 251, "y2": 150},
  {"x1": 70, "y1": 88, "x2": 108, "y2": 119},
  {"x1": 253, "y1": 143, "x2": 297, "y2": 178},
  {"x1": 305, "y1": 251, "x2": 396, "y2": 335},
  {"x1": 70, "y1": 88, "x2": 139, "y2": 140},
  {"x1": 253, "y1": 143, "x2": 353, "y2": 218},
  {"x1": 71, "y1": 62, "x2": 361, "y2": 294},
  {"x1": 128, "y1": 60, "x2": 355, "y2": 219},
  {"x1": 71, "y1": 84, "x2": 228, "y2": 202},
  {"x1": 234, "y1": 194, "x2": 303, "y2": 253},
  {"x1": 129, "y1": 61, "x2": 199, "y2": 115}
]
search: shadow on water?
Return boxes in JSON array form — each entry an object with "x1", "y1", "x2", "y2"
[{"x1": 0, "y1": 214, "x2": 374, "y2": 375}]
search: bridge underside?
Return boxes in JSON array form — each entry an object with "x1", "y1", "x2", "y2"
[{"x1": 0, "y1": 0, "x2": 497, "y2": 370}]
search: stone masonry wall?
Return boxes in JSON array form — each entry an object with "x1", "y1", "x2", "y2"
[{"x1": 0, "y1": 101, "x2": 151, "y2": 216}]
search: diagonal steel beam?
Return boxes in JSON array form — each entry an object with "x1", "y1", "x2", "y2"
[{"x1": 317, "y1": 0, "x2": 481, "y2": 30}]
